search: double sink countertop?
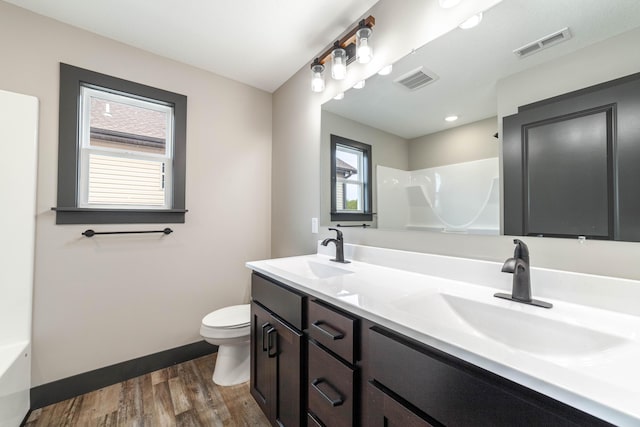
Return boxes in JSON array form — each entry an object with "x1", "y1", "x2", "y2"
[{"x1": 247, "y1": 243, "x2": 640, "y2": 427}]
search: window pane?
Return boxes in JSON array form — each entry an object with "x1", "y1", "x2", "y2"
[
  {"x1": 89, "y1": 95, "x2": 169, "y2": 156},
  {"x1": 335, "y1": 144, "x2": 364, "y2": 212},
  {"x1": 87, "y1": 154, "x2": 166, "y2": 206},
  {"x1": 340, "y1": 182, "x2": 364, "y2": 212},
  {"x1": 78, "y1": 85, "x2": 174, "y2": 210}
]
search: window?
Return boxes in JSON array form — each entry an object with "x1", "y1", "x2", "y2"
[
  {"x1": 56, "y1": 63, "x2": 187, "y2": 224},
  {"x1": 330, "y1": 135, "x2": 372, "y2": 221}
]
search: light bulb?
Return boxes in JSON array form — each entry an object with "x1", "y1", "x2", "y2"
[
  {"x1": 310, "y1": 63, "x2": 325, "y2": 93},
  {"x1": 438, "y1": 0, "x2": 461, "y2": 8},
  {"x1": 459, "y1": 13, "x2": 483, "y2": 29},
  {"x1": 356, "y1": 27, "x2": 373, "y2": 64},
  {"x1": 353, "y1": 80, "x2": 366, "y2": 89},
  {"x1": 445, "y1": 115, "x2": 459, "y2": 122},
  {"x1": 331, "y1": 47, "x2": 347, "y2": 80},
  {"x1": 378, "y1": 64, "x2": 393, "y2": 76},
  {"x1": 333, "y1": 92, "x2": 345, "y2": 100}
]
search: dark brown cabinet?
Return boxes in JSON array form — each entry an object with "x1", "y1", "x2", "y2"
[
  {"x1": 250, "y1": 275, "x2": 304, "y2": 427},
  {"x1": 250, "y1": 272, "x2": 612, "y2": 427},
  {"x1": 368, "y1": 326, "x2": 610, "y2": 427}
]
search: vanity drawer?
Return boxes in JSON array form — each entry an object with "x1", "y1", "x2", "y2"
[
  {"x1": 308, "y1": 341, "x2": 354, "y2": 427},
  {"x1": 369, "y1": 326, "x2": 605, "y2": 427},
  {"x1": 367, "y1": 382, "x2": 436, "y2": 427},
  {"x1": 308, "y1": 299, "x2": 357, "y2": 363},
  {"x1": 251, "y1": 273, "x2": 304, "y2": 330}
]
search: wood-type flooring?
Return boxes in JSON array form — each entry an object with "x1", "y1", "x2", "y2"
[{"x1": 25, "y1": 353, "x2": 270, "y2": 426}]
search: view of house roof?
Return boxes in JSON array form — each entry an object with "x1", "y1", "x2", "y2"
[
  {"x1": 336, "y1": 158, "x2": 357, "y2": 174},
  {"x1": 90, "y1": 97, "x2": 167, "y2": 140}
]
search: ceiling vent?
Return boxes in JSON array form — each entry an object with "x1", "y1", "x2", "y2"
[
  {"x1": 394, "y1": 67, "x2": 439, "y2": 91},
  {"x1": 513, "y1": 27, "x2": 572, "y2": 58}
]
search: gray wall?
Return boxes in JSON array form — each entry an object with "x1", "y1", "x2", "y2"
[
  {"x1": 0, "y1": 2, "x2": 272, "y2": 386},
  {"x1": 320, "y1": 110, "x2": 409, "y2": 226},
  {"x1": 272, "y1": 0, "x2": 640, "y2": 281},
  {"x1": 408, "y1": 117, "x2": 498, "y2": 170}
]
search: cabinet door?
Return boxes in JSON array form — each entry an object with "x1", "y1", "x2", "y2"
[
  {"x1": 250, "y1": 302, "x2": 276, "y2": 422},
  {"x1": 367, "y1": 383, "x2": 435, "y2": 427},
  {"x1": 271, "y1": 314, "x2": 303, "y2": 427}
]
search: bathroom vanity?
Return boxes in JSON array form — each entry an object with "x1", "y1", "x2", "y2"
[{"x1": 247, "y1": 244, "x2": 640, "y2": 427}]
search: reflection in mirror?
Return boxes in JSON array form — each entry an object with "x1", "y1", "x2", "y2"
[
  {"x1": 330, "y1": 135, "x2": 373, "y2": 222},
  {"x1": 320, "y1": 0, "x2": 640, "y2": 235}
]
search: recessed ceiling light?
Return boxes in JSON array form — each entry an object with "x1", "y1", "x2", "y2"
[
  {"x1": 353, "y1": 80, "x2": 366, "y2": 89},
  {"x1": 445, "y1": 115, "x2": 459, "y2": 122},
  {"x1": 378, "y1": 64, "x2": 393, "y2": 76},
  {"x1": 333, "y1": 92, "x2": 345, "y2": 100},
  {"x1": 459, "y1": 13, "x2": 483, "y2": 29},
  {"x1": 439, "y1": 0, "x2": 462, "y2": 9}
]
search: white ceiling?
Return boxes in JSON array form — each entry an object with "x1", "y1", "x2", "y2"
[
  {"x1": 322, "y1": 0, "x2": 640, "y2": 139},
  {"x1": 3, "y1": 0, "x2": 380, "y2": 93}
]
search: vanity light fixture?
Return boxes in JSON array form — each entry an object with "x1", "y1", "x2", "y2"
[
  {"x1": 333, "y1": 92, "x2": 345, "y2": 100},
  {"x1": 378, "y1": 64, "x2": 393, "y2": 76},
  {"x1": 459, "y1": 12, "x2": 483, "y2": 29},
  {"x1": 445, "y1": 115, "x2": 459, "y2": 122},
  {"x1": 353, "y1": 80, "x2": 366, "y2": 89},
  {"x1": 439, "y1": 0, "x2": 462, "y2": 9},
  {"x1": 309, "y1": 16, "x2": 375, "y2": 92},
  {"x1": 310, "y1": 60, "x2": 325, "y2": 93}
]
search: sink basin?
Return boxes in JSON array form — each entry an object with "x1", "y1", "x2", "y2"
[
  {"x1": 395, "y1": 293, "x2": 629, "y2": 359},
  {"x1": 265, "y1": 258, "x2": 353, "y2": 280},
  {"x1": 442, "y1": 295, "x2": 628, "y2": 357}
]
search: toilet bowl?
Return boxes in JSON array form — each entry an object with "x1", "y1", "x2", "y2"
[{"x1": 200, "y1": 304, "x2": 250, "y2": 386}]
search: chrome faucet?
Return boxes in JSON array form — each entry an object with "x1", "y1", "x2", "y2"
[
  {"x1": 321, "y1": 228, "x2": 349, "y2": 263},
  {"x1": 494, "y1": 239, "x2": 552, "y2": 308}
]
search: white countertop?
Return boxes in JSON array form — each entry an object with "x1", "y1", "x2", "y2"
[{"x1": 247, "y1": 243, "x2": 640, "y2": 426}]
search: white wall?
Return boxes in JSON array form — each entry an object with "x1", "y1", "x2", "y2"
[
  {"x1": 408, "y1": 117, "x2": 498, "y2": 170},
  {"x1": 0, "y1": 2, "x2": 272, "y2": 386},
  {"x1": 320, "y1": 110, "x2": 409, "y2": 227},
  {"x1": 497, "y1": 27, "x2": 640, "y2": 119},
  {"x1": 272, "y1": 0, "x2": 640, "y2": 281}
]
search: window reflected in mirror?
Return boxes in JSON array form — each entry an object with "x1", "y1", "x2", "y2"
[{"x1": 330, "y1": 135, "x2": 372, "y2": 222}]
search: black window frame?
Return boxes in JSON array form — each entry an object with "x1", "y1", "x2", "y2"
[
  {"x1": 55, "y1": 63, "x2": 187, "y2": 224},
  {"x1": 330, "y1": 134, "x2": 373, "y2": 222}
]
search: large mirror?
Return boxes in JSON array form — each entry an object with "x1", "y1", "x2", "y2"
[{"x1": 321, "y1": 0, "x2": 640, "y2": 236}]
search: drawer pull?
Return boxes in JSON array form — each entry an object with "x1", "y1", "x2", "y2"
[
  {"x1": 267, "y1": 327, "x2": 278, "y2": 358},
  {"x1": 311, "y1": 378, "x2": 344, "y2": 407},
  {"x1": 312, "y1": 321, "x2": 344, "y2": 340},
  {"x1": 261, "y1": 322, "x2": 271, "y2": 352}
]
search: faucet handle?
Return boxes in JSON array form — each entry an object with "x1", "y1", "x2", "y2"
[
  {"x1": 328, "y1": 227, "x2": 343, "y2": 240},
  {"x1": 512, "y1": 239, "x2": 529, "y2": 263}
]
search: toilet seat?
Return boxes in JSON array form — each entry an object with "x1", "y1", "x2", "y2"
[
  {"x1": 200, "y1": 304, "x2": 250, "y2": 341},
  {"x1": 199, "y1": 303, "x2": 251, "y2": 386},
  {"x1": 202, "y1": 304, "x2": 250, "y2": 329}
]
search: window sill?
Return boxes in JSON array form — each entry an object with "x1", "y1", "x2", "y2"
[
  {"x1": 52, "y1": 207, "x2": 188, "y2": 225},
  {"x1": 330, "y1": 212, "x2": 373, "y2": 222}
]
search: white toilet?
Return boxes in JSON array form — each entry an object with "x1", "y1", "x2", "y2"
[{"x1": 200, "y1": 304, "x2": 251, "y2": 386}]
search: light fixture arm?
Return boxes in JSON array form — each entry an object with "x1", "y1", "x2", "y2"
[{"x1": 314, "y1": 16, "x2": 375, "y2": 66}]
